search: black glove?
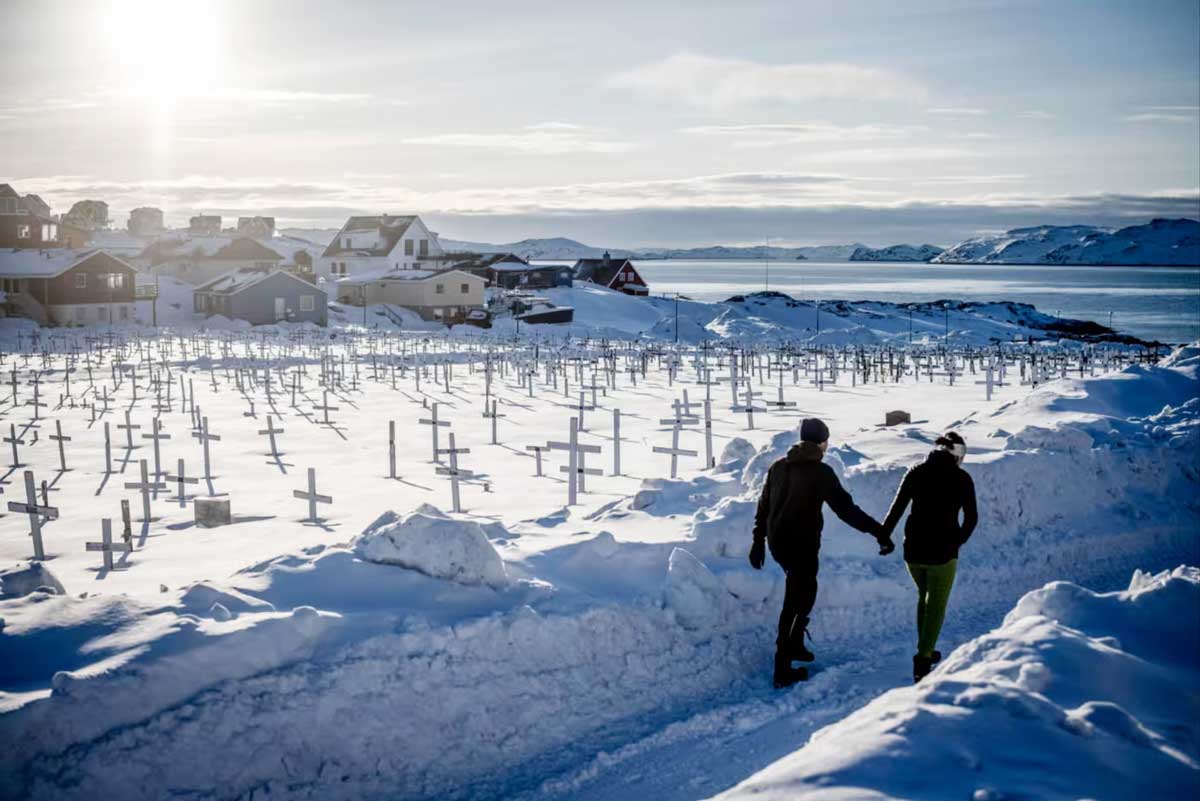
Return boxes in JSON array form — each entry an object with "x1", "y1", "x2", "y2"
[
  {"x1": 876, "y1": 535, "x2": 895, "y2": 556},
  {"x1": 749, "y1": 539, "x2": 765, "y2": 570}
]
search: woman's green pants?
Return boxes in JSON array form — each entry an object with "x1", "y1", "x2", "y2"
[{"x1": 906, "y1": 560, "x2": 957, "y2": 657}]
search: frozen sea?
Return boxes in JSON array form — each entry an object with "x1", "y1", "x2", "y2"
[{"x1": 539, "y1": 259, "x2": 1200, "y2": 344}]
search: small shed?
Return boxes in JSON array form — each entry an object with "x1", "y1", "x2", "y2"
[{"x1": 194, "y1": 267, "x2": 327, "y2": 326}]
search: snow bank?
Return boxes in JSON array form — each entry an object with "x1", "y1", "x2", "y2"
[
  {"x1": 353, "y1": 507, "x2": 509, "y2": 588},
  {"x1": 709, "y1": 566, "x2": 1200, "y2": 801},
  {"x1": 0, "y1": 359, "x2": 1196, "y2": 801}
]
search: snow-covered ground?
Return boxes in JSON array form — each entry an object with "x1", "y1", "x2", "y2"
[
  {"x1": 712, "y1": 565, "x2": 1200, "y2": 801},
  {"x1": 0, "y1": 306, "x2": 1195, "y2": 799}
]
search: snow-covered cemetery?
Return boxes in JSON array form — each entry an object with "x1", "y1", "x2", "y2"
[{"x1": 3, "y1": 2, "x2": 1200, "y2": 800}]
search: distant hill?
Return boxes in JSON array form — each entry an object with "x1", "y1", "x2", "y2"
[
  {"x1": 437, "y1": 237, "x2": 638, "y2": 260},
  {"x1": 850, "y1": 244, "x2": 945, "y2": 262},
  {"x1": 436, "y1": 238, "x2": 874, "y2": 262},
  {"x1": 933, "y1": 218, "x2": 1200, "y2": 265}
]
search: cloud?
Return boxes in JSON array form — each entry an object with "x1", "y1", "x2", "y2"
[
  {"x1": 401, "y1": 128, "x2": 636, "y2": 154},
  {"x1": 680, "y1": 122, "x2": 926, "y2": 147},
  {"x1": 1122, "y1": 106, "x2": 1199, "y2": 124},
  {"x1": 606, "y1": 52, "x2": 927, "y2": 109},
  {"x1": 807, "y1": 146, "x2": 975, "y2": 164},
  {"x1": 925, "y1": 107, "x2": 989, "y2": 116},
  {"x1": 1016, "y1": 110, "x2": 1057, "y2": 120}
]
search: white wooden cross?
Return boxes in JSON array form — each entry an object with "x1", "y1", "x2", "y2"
[
  {"x1": 293, "y1": 467, "x2": 333, "y2": 522},
  {"x1": 49, "y1": 419, "x2": 71, "y2": 472},
  {"x1": 387, "y1": 420, "x2": 398, "y2": 478},
  {"x1": 419, "y1": 402, "x2": 450, "y2": 462},
  {"x1": 481, "y1": 400, "x2": 505, "y2": 445},
  {"x1": 125, "y1": 458, "x2": 165, "y2": 522},
  {"x1": 548, "y1": 417, "x2": 601, "y2": 505},
  {"x1": 734, "y1": 387, "x2": 765, "y2": 430},
  {"x1": 7, "y1": 470, "x2": 57, "y2": 561},
  {"x1": 5, "y1": 423, "x2": 24, "y2": 468},
  {"x1": 141, "y1": 416, "x2": 171, "y2": 480},
  {"x1": 258, "y1": 414, "x2": 284, "y2": 459},
  {"x1": 435, "y1": 432, "x2": 473, "y2": 513},
  {"x1": 524, "y1": 444, "x2": 547, "y2": 477},
  {"x1": 191, "y1": 416, "x2": 221, "y2": 480},
  {"x1": 86, "y1": 519, "x2": 131, "y2": 572},
  {"x1": 653, "y1": 426, "x2": 699, "y2": 479},
  {"x1": 164, "y1": 458, "x2": 199, "y2": 508},
  {"x1": 313, "y1": 389, "x2": 339, "y2": 426},
  {"x1": 118, "y1": 409, "x2": 141, "y2": 450}
]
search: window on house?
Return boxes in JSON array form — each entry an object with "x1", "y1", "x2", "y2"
[
  {"x1": 75, "y1": 273, "x2": 87, "y2": 289},
  {"x1": 435, "y1": 283, "x2": 445, "y2": 294},
  {"x1": 404, "y1": 239, "x2": 414, "y2": 256},
  {"x1": 342, "y1": 237, "x2": 350, "y2": 249},
  {"x1": 194, "y1": 295, "x2": 205, "y2": 312},
  {"x1": 120, "y1": 305, "x2": 129, "y2": 320},
  {"x1": 460, "y1": 283, "x2": 469, "y2": 294},
  {"x1": 16, "y1": 224, "x2": 31, "y2": 239},
  {"x1": 300, "y1": 295, "x2": 314, "y2": 312},
  {"x1": 419, "y1": 239, "x2": 429, "y2": 257},
  {"x1": 75, "y1": 307, "x2": 86, "y2": 322},
  {"x1": 98, "y1": 307, "x2": 109, "y2": 322},
  {"x1": 111, "y1": 273, "x2": 124, "y2": 288},
  {"x1": 43, "y1": 223, "x2": 56, "y2": 241},
  {"x1": 433, "y1": 308, "x2": 444, "y2": 319}
]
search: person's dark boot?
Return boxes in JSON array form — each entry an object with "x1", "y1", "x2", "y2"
[
  {"x1": 931, "y1": 650, "x2": 942, "y2": 665},
  {"x1": 790, "y1": 618, "x2": 815, "y2": 663},
  {"x1": 774, "y1": 651, "x2": 809, "y2": 689},
  {"x1": 913, "y1": 654, "x2": 934, "y2": 684}
]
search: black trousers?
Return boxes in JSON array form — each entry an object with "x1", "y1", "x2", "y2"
[{"x1": 776, "y1": 549, "x2": 820, "y2": 649}]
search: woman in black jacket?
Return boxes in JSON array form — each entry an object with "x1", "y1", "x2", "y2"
[{"x1": 881, "y1": 431, "x2": 978, "y2": 683}]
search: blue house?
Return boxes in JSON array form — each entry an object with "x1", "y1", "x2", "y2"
[{"x1": 194, "y1": 267, "x2": 327, "y2": 326}]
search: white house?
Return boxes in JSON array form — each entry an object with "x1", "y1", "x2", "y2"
[
  {"x1": 335, "y1": 267, "x2": 484, "y2": 322},
  {"x1": 319, "y1": 214, "x2": 445, "y2": 280}
]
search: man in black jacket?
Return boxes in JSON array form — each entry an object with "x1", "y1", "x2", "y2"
[
  {"x1": 750, "y1": 418, "x2": 893, "y2": 688},
  {"x1": 881, "y1": 431, "x2": 978, "y2": 683}
]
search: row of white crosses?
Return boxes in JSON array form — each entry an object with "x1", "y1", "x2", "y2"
[{"x1": 0, "y1": 328, "x2": 1152, "y2": 567}]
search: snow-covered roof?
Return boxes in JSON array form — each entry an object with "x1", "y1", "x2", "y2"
[
  {"x1": 489, "y1": 262, "x2": 568, "y2": 272},
  {"x1": 197, "y1": 267, "x2": 326, "y2": 296},
  {"x1": 336, "y1": 267, "x2": 437, "y2": 286},
  {"x1": 0, "y1": 247, "x2": 133, "y2": 278}
]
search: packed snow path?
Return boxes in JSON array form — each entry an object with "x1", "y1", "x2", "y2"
[{"x1": 0, "y1": 329, "x2": 1195, "y2": 801}]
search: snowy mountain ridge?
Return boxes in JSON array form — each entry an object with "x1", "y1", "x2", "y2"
[
  {"x1": 849, "y1": 243, "x2": 945, "y2": 262},
  {"x1": 933, "y1": 218, "x2": 1200, "y2": 266}
]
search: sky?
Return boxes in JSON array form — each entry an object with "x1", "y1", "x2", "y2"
[{"x1": 1, "y1": 0, "x2": 1198, "y2": 247}]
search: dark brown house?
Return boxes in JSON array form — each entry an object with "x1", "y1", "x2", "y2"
[
  {"x1": 0, "y1": 248, "x2": 139, "y2": 326},
  {"x1": 572, "y1": 252, "x2": 649, "y2": 296}
]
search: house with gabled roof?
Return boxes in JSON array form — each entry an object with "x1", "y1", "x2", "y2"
[
  {"x1": 0, "y1": 248, "x2": 138, "y2": 325},
  {"x1": 193, "y1": 267, "x2": 327, "y2": 326},
  {"x1": 572, "y1": 251, "x2": 649, "y2": 296},
  {"x1": 335, "y1": 266, "x2": 484, "y2": 324},
  {"x1": 319, "y1": 214, "x2": 445, "y2": 280},
  {"x1": 142, "y1": 235, "x2": 284, "y2": 285}
]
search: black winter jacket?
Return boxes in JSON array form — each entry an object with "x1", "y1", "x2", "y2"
[
  {"x1": 882, "y1": 449, "x2": 978, "y2": 565},
  {"x1": 753, "y1": 442, "x2": 883, "y2": 567}
]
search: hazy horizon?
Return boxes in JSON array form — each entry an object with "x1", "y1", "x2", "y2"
[{"x1": 2, "y1": 0, "x2": 1198, "y2": 247}]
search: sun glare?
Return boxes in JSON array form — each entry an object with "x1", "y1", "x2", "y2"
[{"x1": 102, "y1": 0, "x2": 224, "y2": 100}]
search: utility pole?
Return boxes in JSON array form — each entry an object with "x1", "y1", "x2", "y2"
[
  {"x1": 763, "y1": 237, "x2": 770, "y2": 292},
  {"x1": 674, "y1": 292, "x2": 680, "y2": 344}
]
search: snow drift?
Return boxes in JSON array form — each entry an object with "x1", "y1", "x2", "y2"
[{"x1": 709, "y1": 566, "x2": 1200, "y2": 801}]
